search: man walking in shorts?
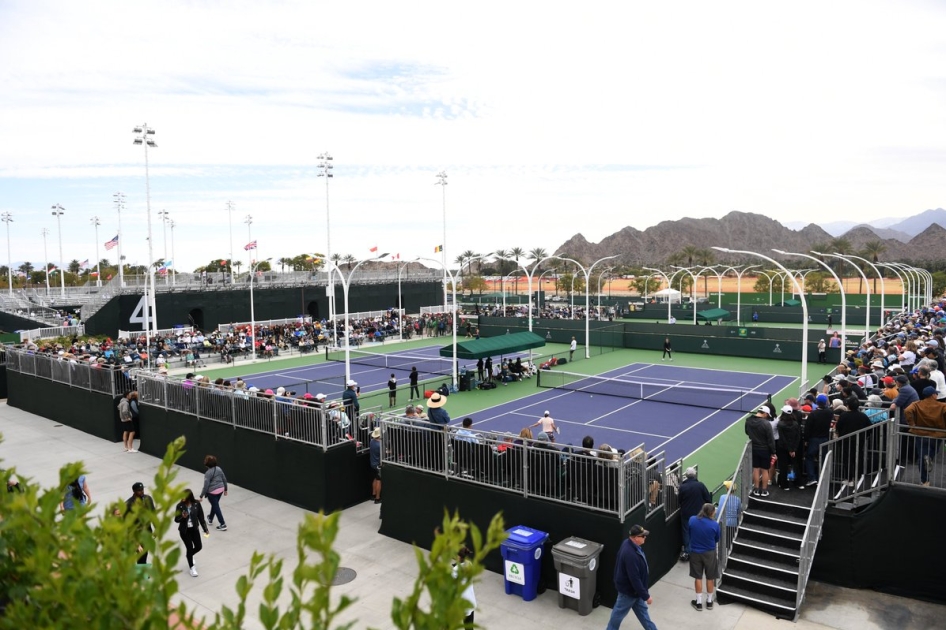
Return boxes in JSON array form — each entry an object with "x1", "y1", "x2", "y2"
[
  {"x1": 688, "y1": 503, "x2": 720, "y2": 611},
  {"x1": 569, "y1": 336, "x2": 577, "y2": 362}
]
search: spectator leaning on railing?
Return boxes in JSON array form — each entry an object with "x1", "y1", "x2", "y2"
[{"x1": 903, "y1": 385, "x2": 946, "y2": 486}]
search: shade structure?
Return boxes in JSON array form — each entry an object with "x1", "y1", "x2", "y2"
[
  {"x1": 696, "y1": 308, "x2": 733, "y2": 322},
  {"x1": 439, "y1": 331, "x2": 546, "y2": 360}
]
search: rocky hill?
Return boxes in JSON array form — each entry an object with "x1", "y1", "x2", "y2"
[{"x1": 554, "y1": 211, "x2": 946, "y2": 266}]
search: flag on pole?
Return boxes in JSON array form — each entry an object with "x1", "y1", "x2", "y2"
[
  {"x1": 90, "y1": 271, "x2": 99, "y2": 277},
  {"x1": 220, "y1": 259, "x2": 228, "y2": 266},
  {"x1": 104, "y1": 235, "x2": 119, "y2": 250},
  {"x1": 434, "y1": 245, "x2": 443, "y2": 253},
  {"x1": 244, "y1": 240, "x2": 257, "y2": 251},
  {"x1": 80, "y1": 259, "x2": 89, "y2": 268},
  {"x1": 369, "y1": 245, "x2": 378, "y2": 253},
  {"x1": 391, "y1": 253, "x2": 400, "y2": 260}
]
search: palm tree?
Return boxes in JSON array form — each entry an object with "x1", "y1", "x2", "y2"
[
  {"x1": 529, "y1": 247, "x2": 548, "y2": 262},
  {"x1": 459, "y1": 249, "x2": 477, "y2": 279},
  {"x1": 509, "y1": 247, "x2": 526, "y2": 295},
  {"x1": 277, "y1": 257, "x2": 290, "y2": 273},
  {"x1": 343, "y1": 254, "x2": 356, "y2": 270},
  {"x1": 331, "y1": 253, "x2": 343, "y2": 270},
  {"x1": 18, "y1": 262, "x2": 33, "y2": 277},
  {"x1": 232, "y1": 260, "x2": 243, "y2": 275},
  {"x1": 862, "y1": 240, "x2": 886, "y2": 293},
  {"x1": 68, "y1": 259, "x2": 81, "y2": 275}
]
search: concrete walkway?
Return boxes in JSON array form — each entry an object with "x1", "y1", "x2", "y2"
[{"x1": 1, "y1": 401, "x2": 941, "y2": 629}]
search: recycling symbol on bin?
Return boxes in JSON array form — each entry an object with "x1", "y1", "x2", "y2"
[{"x1": 510, "y1": 564, "x2": 521, "y2": 576}]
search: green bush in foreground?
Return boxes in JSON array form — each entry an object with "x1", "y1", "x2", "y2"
[{"x1": 0, "y1": 435, "x2": 506, "y2": 629}]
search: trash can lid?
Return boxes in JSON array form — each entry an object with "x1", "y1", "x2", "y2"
[
  {"x1": 504, "y1": 526, "x2": 549, "y2": 547},
  {"x1": 552, "y1": 536, "x2": 604, "y2": 560}
]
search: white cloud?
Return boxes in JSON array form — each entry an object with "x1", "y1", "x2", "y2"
[{"x1": 0, "y1": 0, "x2": 945, "y2": 272}]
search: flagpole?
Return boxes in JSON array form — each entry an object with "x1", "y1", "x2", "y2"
[{"x1": 91, "y1": 217, "x2": 101, "y2": 288}]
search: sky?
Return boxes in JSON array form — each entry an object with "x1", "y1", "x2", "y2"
[{"x1": 1, "y1": 0, "x2": 945, "y2": 274}]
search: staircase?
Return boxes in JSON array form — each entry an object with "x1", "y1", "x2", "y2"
[{"x1": 717, "y1": 495, "x2": 807, "y2": 618}]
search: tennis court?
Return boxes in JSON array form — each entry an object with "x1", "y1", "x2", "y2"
[{"x1": 462, "y1": 363, "x2": 796, "y2": 462}]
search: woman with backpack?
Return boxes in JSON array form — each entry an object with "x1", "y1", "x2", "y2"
[{"x1": 60, "y1": 475, "x2": 91, "y2": 511}]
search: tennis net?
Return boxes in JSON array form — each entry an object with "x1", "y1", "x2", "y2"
[
  {"x1": 325, "y1": 347, "x2": 465, "y2": 378},
  {"x1": 536, "y1": 369, "x2": 769, "y2": 412}
]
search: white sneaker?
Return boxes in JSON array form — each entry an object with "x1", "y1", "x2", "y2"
[
  {"x1": 128, "y1": 449, "x2": 138, "y2": 453},
  {"x1": 189, "y1": 566, "x2": 198, "y2": 577}
]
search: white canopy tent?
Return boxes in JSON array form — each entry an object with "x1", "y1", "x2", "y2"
[{"x1": 651, "y1": 288, "x2": 682, "y2": 303}]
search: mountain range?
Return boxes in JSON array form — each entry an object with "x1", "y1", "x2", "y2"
[{"x1": 555, "y1": 210, "x2": 946, "y2": 267}]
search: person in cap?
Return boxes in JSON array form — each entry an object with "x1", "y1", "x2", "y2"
[
  {"x1": 745, "y1": 405, "x2": 776, "y2": 496},
  {"x1": 677, "y1": 467, "x2": 710, "y2": 561},
  {"x1": 688, "y1": 503, "x2": 720, "y2": 612},
  {"x1": 903, "y1": 385, "x2": 946, "y2": 486},
  {"x1": 817, "y1": 339, "x2": 827, "y2": 364},
  {"x1": 882, "y1": 376, "x2": 899, "y2": 401},
  {"x1": 717, "y1": 481, "x2": 741, "y2": 541},
  {"x1": 529, "y1": 410, "x2": 560, "y2": 443},
  {"x1": 890, "y1": 374, "x2": 919, "y2": 421},
  {"x1": 387, "y1": 374, "x2": 398, "y2": 408},
  {"x1": 426, "y1": 392, "x2": 450, "y2": 426},
  {"x1": 342, "y1": 379, "x2": 360, "y2": 419},
  {"x1": 123, "y1": 481, "x2": 156, "y2": 565},
  {"x1": 369, "y1": 427, "x2": 382, "y2": 503},
  {"x1": 607, "y1": 524, "x2": 658, "y2": 630}
]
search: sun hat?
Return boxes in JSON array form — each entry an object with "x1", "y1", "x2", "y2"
[{"x1": 427, "y1": 392, "x2": 447, "y2": 409}]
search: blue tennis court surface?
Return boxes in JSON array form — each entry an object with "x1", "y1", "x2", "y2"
[{"x1": 464, "y1": 363, "x2": 796, "y2": 463}]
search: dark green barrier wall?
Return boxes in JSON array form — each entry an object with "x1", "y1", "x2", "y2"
[
  {"x1": 812, "y1": 486, "x2": 946, "y2": 604},
  {"x1": 135, "y1": 407, "x2": 371, "y2": 514},
  {"x1": 0, "y1": 365, "x2": 7, "y2": 399},
  {"x1": 85, "y1": 281, "x2": 442, "y2": 338},
  {"x1": 380, "y1": 465, "x2": 680, "y2": 608},
  {"x1": 7, "y1": 371, "x2": 122, "y2": 442}
]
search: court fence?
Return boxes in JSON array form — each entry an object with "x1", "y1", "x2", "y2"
[
  {"x1": 19, "y1": 324, "x2": 86, "y2": 342},
  {"x1": 5, "y1": 346, "x2": 135, "y2": 397},
  {"x1": 135, "y1": 372, "x2": 378, "y2": 453},
  {"x1": 377, "y1": 415, "x2": 649, "y2": 522}
]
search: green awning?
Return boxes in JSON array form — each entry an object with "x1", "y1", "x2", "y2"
[
  {"x1": 439, "y1": 331, "x2": 546, "y2": 360},
  {"x1": 696, "y1": 308, "x2": 733, "y2": 322},
  {"x1": 782, "y1": 299, "x2": 802, "y2": 307}
]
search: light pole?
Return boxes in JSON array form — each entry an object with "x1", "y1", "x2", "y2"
[
  {"x1": 835, "y1": 253, "x2": 885, "y2": 328},
  {"x1": 877, "y1": 264, "x2": 907, "y2": 314},
  {"x1": 158, "y1": 209, "x2": 169, "y2": 285},
  {"x1": 418, "y1": 256, "x2": 459, "y2": 389},
  {"x1": 715, "y1": 247, "x2": 810, "y2": 395},
  {"x1": 113, "y1": 192, "x2": 126, "y2": 287},
  {"x1": 397, "y1": 260, "x2": 411, "y2": 342},
  {"x1": 555, "y1": 254, "x2": 619, "y2": 358},
  {"x1": 890, "y1": 263, "x2": 922, "y2": 311},
  {"x1": 725, "y1": 265, "x2": 759, "y2": 326},
  {"x1": 815, "y1": 252, "x2": 869, "y2": 343},
  {"x1": 1, "y1": 212, "x2": 12, "y2": 295},
  {"x1": 774, "y1": 250, "x2": 847, "y2": 352},
  {"x1": 133, "y1": 123, "x2": 158, "y2": 350},
  {"x1": 244, "y1": 214, "x2": 253, "y2": 276},
  {"x1": 496, "y1": 254, "x2": 559, "y2": 332},
  {"x1": 50, "y1": 204, "x2": 65, "y2": 298},
  {"x1": 333, "y1": 254, "x2": 389, "y2": 382},
  {"x1": 41, "y1": 228, "x2": 50, "y2": 296},
  {"x1": 249, "y1": 257, "x2": 272, "y2": 362},
  {"x1": 435, "y1": 171, "x2": 448, "y2": 308},
  {"x1": 226, "y1": 200, "x2": 235, "y2": 281},
  {"x1": 596, "y1": 267, "x2": 614, "y2": 314},
  {"x1": 642, "y1": 266, "x2": 679, "y2": 323},
  {"x1": 537, "y1": 268, "x2": 557, "y2": 314},
  {"x1": 90, "y1": 216, "x2": 102, "y2": 287},
  {"x1": 168, "y1": 219, "x2": 176, "y2": 286},
  {"x1": 757, "y1": 270, "x2": 778, "y2": 306},
  {"x1": 317, "y1": 153, "x2": 334, "y2": 322},
  {"x1": 671, "y1": 266, "x2": 706, "y2": 324}
]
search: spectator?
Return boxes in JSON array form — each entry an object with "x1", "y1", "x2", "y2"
[
  {"x1": 369, "y1": 427, "x2": 382, "y2": 503},
  {"x1": 777, "y1": 406, "x2": 803, "y2": 490},
  {"x1": 835, "y1": 397, "x2": 871, "y2": 486},
  {"x1": 343, "y1": 379, "x2": 360, "y2": 420},
  {"x1": 200, "y1": 455, "x2": 229, "y2": 531},
  {"x1": 904, "y1": 386, "x2": 946, "y2": 486},
  {"x1": 607, "y1": 524, "x2": 657, "y2": 630},
  {"x1": 746, "y1": 405, "x2": 776, "y2": 496},
  {"x1": 456, "y1": 417, "x2": 479, "y2": 444},
  {"x1": 717, "y1": 480, "x2": 741, "y2": 541},
  {"x1": 677, "y1": 467, "x2": 710, "y2": 562},
  {"x1": 427, "y1": 393, "x2": 450, "y2": 426},
  {"x1": 688, "y1": 503, "x2": 720, "y2": 612},
  {"x1": 123, "y1": 481, "x2": 156, "y2": 565},
  {"x1": 60, "y1": 475, "x2": 91, "y2": 511},
  {"x1": 174, "y1": 489, "x2": 209, "y2": 577}
]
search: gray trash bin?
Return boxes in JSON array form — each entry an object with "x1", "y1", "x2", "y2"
[{"x1": 551, "y1": 536, "x2": 604, "y2": 616}]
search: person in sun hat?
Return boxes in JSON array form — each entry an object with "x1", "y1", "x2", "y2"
[
  {"x1": 343, "y1": 379, "x2": 360, "y2": 419},
  {"x1": 745, "y1": 405, "x2": 776, "y2": 497},
  {"x1": 426, "y1": 392, "x2": 450, "y2": 426}
]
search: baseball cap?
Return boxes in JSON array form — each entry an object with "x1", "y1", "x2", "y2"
[
  {"x1": 630, "y1": 524, "x2": 649, "y2": 538},
  {"x1": 781, "y1": 404, "x2": 794, "y2": 415},
  {"x1": 132, "y1": 482, "x2": 144, "y2": 492},
  {"x1": 346, "y1": 379, "x2": 357, "y2": 387},
  {"x1": 816, "y1": 394, "x2": 829, "y2": 406}
]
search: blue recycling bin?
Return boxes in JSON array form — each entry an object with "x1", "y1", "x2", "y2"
[{"x1": 500, "y1": 525, "x2": 549, "y2": 601}]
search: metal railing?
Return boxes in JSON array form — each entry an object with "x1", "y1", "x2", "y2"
[
  {"x1": 715, "y1": 441, "x2": 752, "y2": 579},
  {"x1": 118, "y1": 326, "x2": 194, "y2": 339},
  {"x1": 378, "y1": 415, "x2": 647, "y2": 521},
  {"x1": 892, "y1": 424, "x2": 946, "y2": 490},
  {"x1": 819, "y1": 415, "x2": 893, "y2": 506},
  {"x1": 795, "y1": 450, "x2": 833, "y2": 619},
  {"x1": 19, "y1": 325, "x2": 86, "y2": 342},
  {"x1": 5, "y1": 347, "x2": 133, "y2": 396},
  {"x1": 135, "y1": 372, "x2": 375, "y2": 452}
]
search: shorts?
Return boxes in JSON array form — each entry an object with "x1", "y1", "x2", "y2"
[
  {"x1": 372, "y1": 467, "x2": 381, "y2": 481},
  {"x1": 752, "y1": 449, "x2": 771, "y2": 469},
  {"x1": 688, "y1": 550, "x2": 719, "y2": 579}
]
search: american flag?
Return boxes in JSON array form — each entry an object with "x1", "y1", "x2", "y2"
[
  {"x1": 80, "y1": 259, "x2": 89, "y2": 268},
  {"x1": 104, "y1": 235, "x2": 119, "y2": 250},
  {"x1": 244, "y1": 240, "x2": 257, "y2": 251}
]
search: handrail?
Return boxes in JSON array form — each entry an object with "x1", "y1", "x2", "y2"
[
  {"x1": 818, "y1": 413, "x2": 892, "y2": 505},
  {"x1": 716, "y1": 439, "x2": 752, "y2": 580},
  {"x1": 795, "y1": 449, "x2": 832, "y2": 618}
]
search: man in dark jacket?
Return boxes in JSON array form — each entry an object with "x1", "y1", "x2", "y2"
[
  {"x1": 607, "y1": 524, "x2": 658, "y2": 630},
  {"x1": 804, "y1": 395, "x2": 834, "y2": 486},
  {"x1": 677, "y1": 467, "x2": 710, "y2": 562},
  {"x1": 776, "y1": 405, "x2": 803, "y2": 489},
  {"x1": 746, "y1": 405, "x2": 777, "y2": 496},
  {"x1": 835, "y1": 397, "x2": 872, "y2": 486}
]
